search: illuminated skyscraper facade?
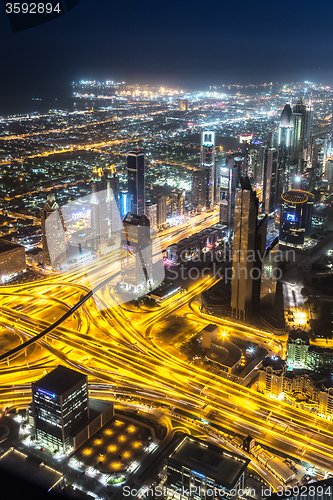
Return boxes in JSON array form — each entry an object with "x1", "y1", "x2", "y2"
[
  {"x1": 31, "y1": 366, "x2": 88, "y2": 453},
  {"x1": 41, "y1": 193, "x2": 66, "y2": 268},
  {"x1": 231, "y1": 177, "x2": 268, "y2": 319},
  {"x1": 127, "y1": 149, "x2": 145, "y2": 216},
  {"x1": 90, "y1": 165, "x2": 120, "y2": 254},
  {"x1": 278, "y1": 103, "x2": 293, "y2": 189},
  {"x1": 262, "y1": 147, "x2": 280, "y2": 214},
  {"x1": 121, "y1": 213, "x2": 152, "y2": 296},
  {"x1": 231, "y1": 178, "x2": 258, "y2": 320},
  {"x1": 192, "y1": 169, "x2": 206, "y2": 210},
  {"x1": 279, "y1": 190, "x2": 314, "y2": 245},
  {"x1": 200, "y1": 131, "x2": 215, "y2": 209},
  {"x1": 291, "y1": 99, "x2": 313, "y2": 174}
]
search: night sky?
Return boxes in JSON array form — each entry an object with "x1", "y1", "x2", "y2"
[{"x1": 1, "y1": 0, "x2": 333, "y2": 113}]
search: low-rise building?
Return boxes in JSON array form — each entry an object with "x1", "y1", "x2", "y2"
[
  {"x1": 0, "y1": 238, "x2": 26, "y2": 282},
  {"x1": 165, "y1": 435, "x2": 250, "y2": 499}
]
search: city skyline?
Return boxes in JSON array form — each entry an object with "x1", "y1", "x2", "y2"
[{"x1": 3, "y1": 0, "x2": 333, "y2": 115}]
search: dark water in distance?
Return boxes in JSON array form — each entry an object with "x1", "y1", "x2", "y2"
[{"x1": 0, "y1": 92, "x2": 75, "y2": 118}]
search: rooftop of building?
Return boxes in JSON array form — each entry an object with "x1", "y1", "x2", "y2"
[
  {"x1": 149, "y1": 282, "x2": 180, "y2": 299},
  {"x1": 71, "y1": 399, "x2": 113, "y2": 438},
  {"x1": 32, "y1": 365, "x2": 87, "y2": 396},
  {"x1": 202, "y1": 324, "x2": 218, "y2": 333},
  {"x1": 288, "y1": 329, "x2": 310, "y2": 343},
  {"x1": 0, "y1": 448, "x2": 63, "y2": 492},
  {"x1": 122, "y1": 212, "x2": 150, "y2": 227},
  {"x1": 281, "y1": 190, "x2": 314, "y2": 204},
  {"x1": 206, "y1": 340, "x2": 242, "y2": 368},
  {"x1": 25, "y1": 247, "x2": 43, "y2": 255},
  {"x1": 168, "y1": 435, "x2": 249, "y2": 490},
  {"x1": 280, "y1": 103, "x2": 293, "y2": 128},
  {"x1": 0, "y1": 239, "x2": 24, "y2": 253},
  {"x1": 262, "y1": 356, "x2": 286, "y2": 371},
  {"x1": 284, "y1": 369, "x2": 333, "y2": 389},
  {"x1": 308, "y1": 345, "x2": 333, "y2": 355}
]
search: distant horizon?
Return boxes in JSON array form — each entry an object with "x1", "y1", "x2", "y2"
[{"x1": 1, "y1": 78, "x2": 332, "y2": 118}]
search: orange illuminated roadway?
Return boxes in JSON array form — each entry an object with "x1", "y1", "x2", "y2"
[{"x1": 0, "y1": 211, "x2": 333, "y2": 478}]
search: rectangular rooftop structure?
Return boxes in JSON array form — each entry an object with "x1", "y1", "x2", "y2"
[
  {"x1": 31, "y1": 365, "x2": 88, "y2": 453},
  {"x1": 0, "y1": 448, "x2": 64, "y2": 493},
  {"x1": 166, "y1": 435, "x2": 249, "y2": 496},
  {"x1": 33, "y1": 365, "x2": 87, "y2": 396}
]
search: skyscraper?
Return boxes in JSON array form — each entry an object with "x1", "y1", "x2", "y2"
[
  {"x1": 90, "y1": 165, "x2": 120, "y2": 254},
  {"x1": 90, "y1": 166, "x2": 105, "y2": 253},
  {"x1": 231, "y1": 177, "x2": 267, "y2": 319},
  {"x1": 278, "y1": 103, "x2": 293, "y2": 189},
  {"x1": 170, "y1": 188, "x2": 185, "y2": 217},
  {"x1": 127, "y1": 149, "x2": 145, "y2": 216},
  {"x1": 31, "y1": 366, "x2": 88, "y2": 453},
  {"x1": 121, "y1": 212, "x2": 152, "y2": 296},
  {"x1": 262, "y1": 147, "x2": 280, "y2": 214},
  {"x1": 105, "y1": 164, "x2": 119, "y2": 208},
  {"x1": 279, "y1": 189, "x2": 314, "y2": 245},
  {"x1": 145, "y1": 202, "x2": 157, "y2": 228},
  {"x1": 191, "y1": 169, "x2": 206, "y2": 210},
  {"x1": 41, "y1": 193, "x2": 66, "y2": 268},
  {"x1": 179, "y1": 99, "x2": 188, "y2": 111},
  {"x1": 225, "y1": 153, "x2": 241, "y2": 234},
  {"x1": 291, "y1": 99, "x2": 313, "y2": 174},
  {"x1": 153, "y1": 194, "x2": 167, "y2": 228},
  {"x1": 200, "y1": 131, "x2": 215, "y2": 209}
]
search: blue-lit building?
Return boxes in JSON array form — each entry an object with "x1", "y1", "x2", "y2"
[
  {"x1": 127, "y1": 148, "x2": 145, "y2": 216},
  {"x1": 279, "y1": 190, "x2": 314, "y2": 245},
  {"x1": 200, "y1": 131, "x2": 215, "y2": 209},
  {"x1": 31, "y1": 366, "x2": 89, "y2": 453}
]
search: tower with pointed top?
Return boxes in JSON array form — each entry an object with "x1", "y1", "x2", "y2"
[
  {"x1": 90, "y1": 165, "x2": 120, "y2": 254},
  {"x1": 291, "y1": 99, "x2": 313, "y2": 174},
  {"x1": 41, "y1": 193, "x2": 66, "y2": 268},
  {"x1": 278, "y1": 103, "x2": 293, "y2": 191}
]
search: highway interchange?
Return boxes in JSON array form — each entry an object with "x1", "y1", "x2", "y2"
[{"x1": 0, "y1": 210, "x2": 333, "y2": 490}]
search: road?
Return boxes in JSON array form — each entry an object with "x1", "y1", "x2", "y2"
[{"x1": 0, "y1": 211, "x2": 332, "y2": 485}]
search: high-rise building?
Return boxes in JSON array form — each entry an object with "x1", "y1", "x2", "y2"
[
  {"x1": 170, "y1": 188, "x2": 185, "y2": 217},
  {"x1": 127, "y1": 149, "x2": 145, "y2": 216},
  {"x1": 323, "y1": 158, "x2": 333, "y2": 183},
  {"x1": 278, "y1": 104, "x2": 293, "y2": 189},
  {"x1": 153, "y1": 194, "x2": 167, "y2": 228},
  {"x1": 191, "y1": 169, "x2": 206, "y2": 210},
  {"x1": 31, "y1": 366, "x2": 88, "y2": 453},
  {"x1": 104, "y1": 164, "x2": 119, "y2": 208},
  {"x1": 279, "y1": 189, "x2": 314, "y2": 245},
  {"x1": 258, "y1": 357, "x2": 286, "y2": 398},
  {"x1": 145, "y1": 202, "x2": 157, "y2": 228},
  {"x1": 90, "y1": 166, "x2": 120, "y2": 254},
  {"x1": 224, "y1": 153, "x2": 242, "y2": 234},
  {"x1": 179, "y1": 99, "x2": 188, "y2": 111},
  {"x1": 200, "y1": 131, "x2": 215, "y2": 209},
  {"x1": 231, "y1": 177, "x2": 267, "y2": 319},
  {"x1": 41, "y1": 193, "x2": 66, "y2": 268},
  {"x1": 248, "y1": 145, "x2": 265, "y2": 183},
  {"x1": 121, "y1": 212, "x2": 152, "y2": 295},
  {"x1": 291, "y1": 99, "x2": 313, "y2": 174},
  {"x1": 262, "y1": 147, "x2": 280, "y2": 214}
]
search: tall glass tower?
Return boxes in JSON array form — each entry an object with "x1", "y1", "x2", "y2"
[
  {"x1": 200, "y1": 131, "x2": 215, "y2": 209},
  {"x1": 291, "y1": 99, "x2": 313, "y2": 174},
  {"x1": 278, "y1": 103, "x2": 293, "y2": 189},
  {"x1": 127, "y1": 149, "x2": 145, "y2": 216}
]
